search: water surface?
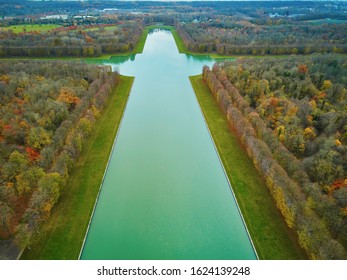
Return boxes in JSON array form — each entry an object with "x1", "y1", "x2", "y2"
[{"x1": 80, "y1": 29, "x2": 257, "y2": 260}]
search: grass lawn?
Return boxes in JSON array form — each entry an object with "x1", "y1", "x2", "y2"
[
  {"x1": 1, "y1": 24, "x2": 61, "y2": 33},
  {"x1": 190, "y1": 75, "x2": 307, "y2": 260},
  {"x1": 21, "y1": 75, "x2": 134, "y2": 259}
]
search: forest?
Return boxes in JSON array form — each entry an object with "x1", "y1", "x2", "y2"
[
  {"x1": 0, "y1": 61, "x2": 119, "y2": 250},
  {"x1": 0, "y1": 21, "x2": 143, "y2": 57},
  {"x1": 176, "y1": 19, "x2": 347, "y2": 55},
  {"x1": 202, "y1": 54, "x2": 347, "y2": 259}
]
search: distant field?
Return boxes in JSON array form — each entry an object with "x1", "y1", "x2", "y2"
[
  {"x1": 305, "y1": 18, "x2": 347, "y2": 24},
  {"x1": 0, "y1": 24, "x2": 61, "y2": 33}
]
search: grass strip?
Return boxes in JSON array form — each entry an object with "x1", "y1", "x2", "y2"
[
  {"x1": 190, "y1": 74, "x2": 307, "y2": 260},
  {"x1": 21, "y1": 75, "x2": 134, "y2": 259},
  {"x1": 0, "y1": 24, "x2": 61, "y2": 33}
]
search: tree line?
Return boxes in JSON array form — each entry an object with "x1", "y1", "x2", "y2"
[
  {"x1": 202, "y1": 54, "x2": 346, "y2": 259},
  {"x1": 0, "y1": 21, "x2": 143, "y2": 57},
  {"x1": 175, "y1": 20, "x2": 347, "y2": 55},
  {"x1": 0, "y1": 61, "x2": 120, "y2": 248}
]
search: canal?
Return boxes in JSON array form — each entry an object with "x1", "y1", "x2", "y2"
[{"x1": 80, "y1": 29, "x2": 257, "y2": 260}]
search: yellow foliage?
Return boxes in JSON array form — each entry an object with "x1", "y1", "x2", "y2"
[
  {"x1": 19, "y1": 120, "x2": 29, "y2": 128},
  {"x1": 92, "y1": 105, "x2": 100, "y2": 119},
  {"x1": 0, "y1": 74, "x2": 10, "y2": 84},
  {"x1": 36, "y1": 75, "x2": 45, "y2": 81},
  {"x1": 321, "y1": 80, "x2": 332, "y2": 91},
  {"x1": 297, "y1": 229, "x2": 317, "y2": 259},
  {"x1": 278, "y1": 134, "x2": 285, "y2": 143},
  {"x1": 275, "y1": 125, "x2": 285, "y2": 137},
  {"x1": 43, "y1": 202, "x2": 53, "y2": 214},
  {"x1": 335, "y1": 139, "x2": 342, "y2": 146},
  {"x1": 287, "y1": 106, "x2": 298, "y2": 117},
  {"x1": 266, "y1": 176, "x2": 295, "y2": 229},
  {"x1": 309, "y1": 99, "x2": 316, "y2": 109},
  {"x1": 15, "y1": 174, "x2": 30, "y2": 195},
  {"x1": 304, "y1": 127, "x2": 316, "y2": 140}
]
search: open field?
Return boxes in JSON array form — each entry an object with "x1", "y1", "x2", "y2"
[
  {"x1": 21, "y1": 75, "x2": 134, "y2": 259},
  {"x1": 0, "y1": 24, "x2": 61, "y2": 33},
  {"x1": 190, "y1": 75, "x2": 307, "y2": 260}
]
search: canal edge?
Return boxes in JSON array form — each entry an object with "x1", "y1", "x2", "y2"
[
  {"x1": 78, "y1": 77, "x2": 135, "y2": 260},
  {"x1": 189, "y1": 76, "x2": 259, "y2": 260}
]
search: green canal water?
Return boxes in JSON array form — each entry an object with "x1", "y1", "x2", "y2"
[{"x1": 80, "y1": 29, "x2": 257, "y2": 260}]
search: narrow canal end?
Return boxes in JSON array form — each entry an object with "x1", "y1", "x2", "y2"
[{"x1": 80, "y1": 29, "x2": 257, "y2": 260}]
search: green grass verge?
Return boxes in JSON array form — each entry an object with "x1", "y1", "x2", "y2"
[
  {"x1": 190, "y1": 75, "x2": 307, "y2": 260},
  {"x1": 21, "y1": 75, "x2": 134, "y2": 259},
  {"x1": 0, "y1": 24, "x2": 61, "y2": 33}
]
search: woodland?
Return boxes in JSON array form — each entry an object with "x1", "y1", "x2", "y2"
[
  {"x1": 203, "y1": 54, "x2": 347, "y2": 259},
  {"x1": 176, "y1": 21, "x2": 347, "y2": 55},
  {"x1": 0, "y1": 22, "x2": 143, "y2": 57},
  {"x1": 0, "y1": 61, "x2": 119, "y2": 250}
]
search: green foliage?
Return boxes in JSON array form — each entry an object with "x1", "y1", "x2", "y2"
[
  {"x1": 15, "y1": 223, "x2": 32, "y2": 249},
  {"x1": 27, "y1": 127, "x2": 52, "y2": 150},
  {"x1": 176, "y1": 19, "x2": 347, "y2": 55},
  {"x1": 0, "y1": 202, "x2": 14, "y2": 238},
  {"x1": 0, "y1": 25, "x2": 61, "y2": 34},
  {"x1": 3, "y1": 151, "x2": 28, "y2": 181},
  {"x1": 15, "y1": 167, "x2": 45, "y2": 196}
]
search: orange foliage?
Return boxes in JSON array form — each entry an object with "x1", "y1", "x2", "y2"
[
  {"x1": 13, "y1": 109, "x2": 22, "y2": 115},
  {"x1": 307, "y1": 115, "x2": 313, "y2": 124},
  {"x1": 3, "y1": 124, "x2": 12, "y2": 131},
  {"x1": 14, "y1": 97, "x2": 25, "y2": 105},
  {"x1": 57, "y1": 87, "x2": 81, "y2": 109},
  {"x1": 85, "y1": 35, "x2": 94, "y2": 43},
  {"x1": 298, "y1": 64, "x2": 308, "y2": 74},
  {"x1": 15, "y1": 87, "x2": 24, "y2": 94},
  {"x1": 43, "y1": 202, "x2": 53, "y2": 215},
  {"x1": 328, "y1": 179, "x2": 347, "y2": 194},
  {"x1": 269, "y1": 97, "x2": 279, "y2": 107},
  {"x1": 26, "y1": 147, "x2": 40, "y2": 161}
]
